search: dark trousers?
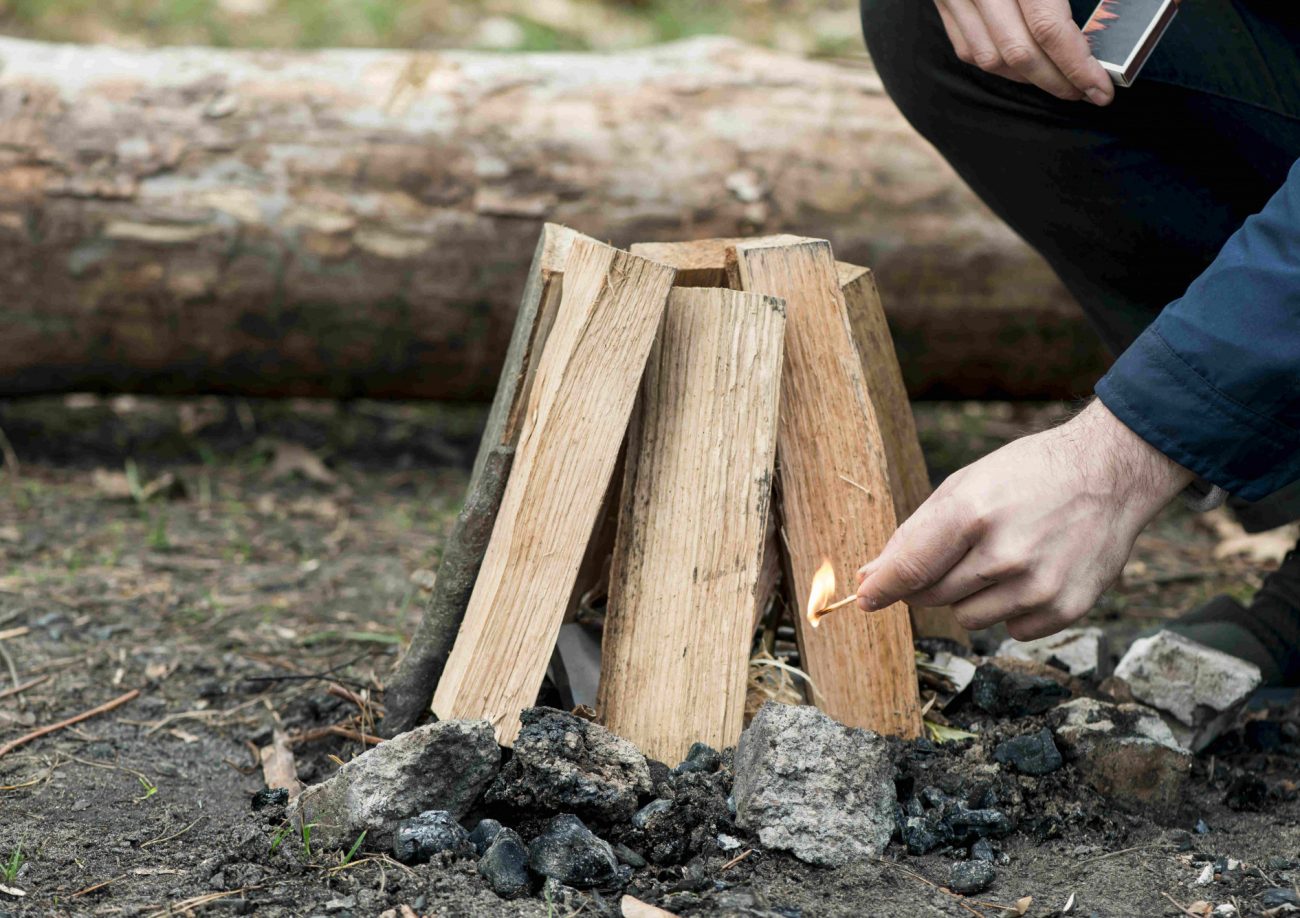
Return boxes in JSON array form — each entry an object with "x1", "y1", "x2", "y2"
[{"x1": 861, "y1": 0, "x2": 1300, "y2": 530}]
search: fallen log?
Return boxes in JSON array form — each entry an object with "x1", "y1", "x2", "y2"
[{"x1": 0, "y1": 35, "x2": 1104, "y2": 403}]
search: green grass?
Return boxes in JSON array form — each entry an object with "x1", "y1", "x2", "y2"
[{"x1": 2, "y1": 845, "x2": 22, "y2": 884}]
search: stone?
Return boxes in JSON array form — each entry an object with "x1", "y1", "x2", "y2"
[
  {"x1": 1114, "y1": 632, "x2": 1262, "y2": 752},
  {"x1": 948, "y1": 860, "x2": 996, "y2": 895},
  {"x1": 971, "y1": 663, "x2": 1071, "y2": 717},
  {"x1": 478, "y1": 828, "x2": 532, "y2": 899},
  {"x1": 732, "y1": 702, "x2": 896, "y2": 867},
  {"x1": 528, "y1": 814, "x2": 619, "y2": 888},
  {"x1": 1051, "y1": 698, "x2": 1191, "y2": 816},
  {"x1": 1262, "y1": 888, "x2": 1300, "y2": 909},
  {"x1": 632, "y1": 799, "x2": 672, "y2": 829},
  {"x1": 468, "y1": 818, "x2": 503, "y2": 856},
  {"x1": 613, "y1": 843, "x2": 647, "y2": 868},
  {"x1": 626, "y1": 772, "x2": 734, "y2": 865},
  {"x1": 392, "y1": 810, "x2": 474, "y2": 864},
  {"x1": 996, "y1": 627, "x2": 1111, "y2": 679},
  {"x1": 674, "y1": 742, "x2": 721, "y2": 775},
  {"x1": 287, "y1": 719, "x2": 498, "y2": 850},
  {"x1": 251, "y1": 788, "x2": 289, "y2": 810},
  {"x1": 993, "y1": 728, "x2": 1063, "y2": 776},
  {"x1": 486, "y1": 707, "x2": 653, "y2": 824}
]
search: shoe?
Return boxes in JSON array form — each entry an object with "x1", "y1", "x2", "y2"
[{"x1": 1167, "y1": 541, "x2": 1300, "y2": 687}]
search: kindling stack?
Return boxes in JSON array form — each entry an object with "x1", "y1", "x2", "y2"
[{"x1": 404, "y1": 223, "x2": 948, "y2": 761}]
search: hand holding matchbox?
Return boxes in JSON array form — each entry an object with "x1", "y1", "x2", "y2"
[{"x1": 1085, "y1": 0, "x2": 1181, "y2": 87}]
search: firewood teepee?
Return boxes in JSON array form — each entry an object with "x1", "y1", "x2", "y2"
[{"x1": 394, "y1": 223, "x2": 936, "y2": 754}]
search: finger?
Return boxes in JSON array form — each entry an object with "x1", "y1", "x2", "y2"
[
  {"x1": 974, "y1": 0, "x2": 1081, "y2": 99},
  {"x1": 904, "y1": 555, "x2": 1006, "y2": 608},
  {"x1": 937, "y1": 0, "x2": 1003, "y2": 72},
  {"x1": 948, "y1": 579, "x2": 1035, "y2": 632},
  {"x1": 856, "y1": 499, "x2": 979, "y2": 611},
  {"x1": 934, "y1": 1, "x2": 974, "y2": 64},
  {"x1": 1003, "y1": 605, "x2": 1077, "y2": 642},
  {"x1": 1019, "y1": 0, "x2": 1114, "y2": 104}
]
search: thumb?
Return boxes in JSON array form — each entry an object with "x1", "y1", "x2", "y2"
[{"x1": 856, "y1": 509, "x2": 975, "y2": 611}]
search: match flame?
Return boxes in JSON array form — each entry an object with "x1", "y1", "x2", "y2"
[{"x1": 806, "y1": 559, "x2": 836, "y2": 629}]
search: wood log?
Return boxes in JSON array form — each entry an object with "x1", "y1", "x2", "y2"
[
  {"x1": 0, "y1": 35, "x2": 1103, "y2": 403},
  {"x1": 379, "y1": 445, "x2": 514, "y2": 738},
  {"x1": 728, "y1": 236, "x2": 921, "y2": 739},
  {"x1": 598, "y1": 287, "x2": 785, "y2": 762},
  {"x1": 469, "y1": 224, "x2": 575, "y2": 490},
  {"x1": 643, "y1": 239, "x2": 968, "y2": 646},
  {"x1": 431, "y1": 239, "x2": 674, "y2": 746},
  {"x1": 839, "y1": 267, "x2": 969, "y2": 647}
]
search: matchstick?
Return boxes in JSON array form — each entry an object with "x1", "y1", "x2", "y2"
[{"x1": 809, "y1": 593, "x2": 859, "y2": 627}]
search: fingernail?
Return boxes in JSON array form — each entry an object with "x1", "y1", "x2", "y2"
[{"x1": 1085, "y1": 87, "x2": 1109, "y2": 106}]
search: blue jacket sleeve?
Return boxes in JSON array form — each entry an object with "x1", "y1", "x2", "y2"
[{"x1": 1095, "y1": 157, "x2": 1300, "y2": 502}]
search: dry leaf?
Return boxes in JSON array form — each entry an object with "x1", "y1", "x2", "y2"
[
  {"x1": 1204, "y1": 508, "x2": 1298, "y2": 564},
  {"x1": 268, "y1": 441, "x2": 337, "y2": 486},
  {"x1": 1011, "y1": 896, "x2": 1032, "y2": 916},
  {"x1": 621, "y1": 895, "x2": 678, "y2": 918}
]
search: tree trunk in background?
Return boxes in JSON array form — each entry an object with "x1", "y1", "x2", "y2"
[{"x1": 0, "y1": 36, "x2": 1107, "y2": 402}]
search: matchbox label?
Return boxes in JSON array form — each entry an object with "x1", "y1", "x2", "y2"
[{"x1": 1084, "y1": 0, "x2": 1180, "y2": 85}]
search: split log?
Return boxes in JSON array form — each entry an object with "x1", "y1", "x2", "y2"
[
  {"x1": 0, "y1": 35, "x2": 1103, "y2": 403},
  {"x1": 380, "y1": 445, "x2": 514, "y2": 737},
  {"x1": 729, "y1": 236, "x2": 922, "y2": 739},
  {"x1": 598, "y1": 287, "x2": 786, "y2": 763},
  {"x1": 432, "y1": 239, "x2": 674, "y2": 746},
  {"x1": 839, "y1": 266, "x2": 968, "y2": 647},
  {"x1": 644, "y1": 238, "x2": 968, "y2": 646}
]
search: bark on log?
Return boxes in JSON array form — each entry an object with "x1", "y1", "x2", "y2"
[{"x1": 0, "y1": 35, "x2": 1104, "y2": 402}]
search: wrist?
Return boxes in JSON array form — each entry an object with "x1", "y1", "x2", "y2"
[{"x1": 1069, "y1": 399, "x2": 1195, "y2": 521}]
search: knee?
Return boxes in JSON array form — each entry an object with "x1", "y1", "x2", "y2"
[{"x1": 859, "y1": 0, "x2": 964, "y2": 140}]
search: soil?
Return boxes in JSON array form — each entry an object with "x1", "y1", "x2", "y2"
[{"x1": 0, "y1": 395, "x2": 1297, "y2": 918}]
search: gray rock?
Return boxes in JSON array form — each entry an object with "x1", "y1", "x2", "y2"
[
  {"x1": 392, "y1": 810, "x2": 473, "y2": 864},
  {"x1": 1052, "y1": 697, "x2": 1191, "y2": 815},
  {"x1": 732, "y1": 702, "x2": 895, "y2": 867},
  {"x1": 528, "y1": 814, "x2": 619, "y2": 888},
  {"x1": 948, "y1": 860, "x2": 995, "y2": 895},
  {"x1": 993, "y1": 728, "x2": 1063, "y2": 776},
  {"x1": 996, "y1": 627, "x2": 1111, "y2": 679},
  {"x1": 486, "y1": 707, "x2": 653, "y2": 824},
  {"x1": 468, "y1": 818, "x2": 503, "y2": 856},
  {"x1": 477, "y1": 828, "x2": 532, "y2": 899},
  {"x1": 1114, "y1": 632, "x2": 1262, "y2": 752},
  {"x1": 288, "y1": 719, "x2": 499, "y2": 850},
  {"x1": 632, "y1": 799, "x2": 672, "y2": 829}
]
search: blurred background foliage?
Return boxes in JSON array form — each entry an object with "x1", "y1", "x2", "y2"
[{"x1": 0, "y1": 0, "x2": 865, "y2": 56}]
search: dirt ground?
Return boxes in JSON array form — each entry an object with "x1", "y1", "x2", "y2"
[{"x1": 0, "y1": 395, "x2": 1296, "y2": 917}]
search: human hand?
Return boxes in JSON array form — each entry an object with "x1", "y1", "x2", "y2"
[
  {"x1": 856, "y1": 400, "x2": 1193, "y2": 640},
  {"x1": 933, "y1": 0, "x2": 1115, "y2": 105}
]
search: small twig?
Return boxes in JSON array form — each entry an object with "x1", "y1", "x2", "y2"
[
  {"x1": 1079, "y1": 842, "x2": 1170, "y2": 866},
  {"x1": 1161, "y1": 892, "x2": 1202, "y2": 918},
  {"x1": 141, "y1": 816, "x2": 205, "y2": 849},
  {"x1": 70, "y1": 874, "x2": 127, "y2": 899},
  {"x1": 145, "y1": 886, "x2": 262, "y2": 918},
  {"x1": 0, "y1": 689, "x2": 140, "y2": 759},
  {"x1": 0, "y1": 675, "x2": 47, "y2": 701},
  {"x1": 0, "y1": 424, "x2": 19, "y2": 480},
  {"x1": 720, "y1": 849, "x2": 753, "y2": 871},
  {"x1": 0, "y1": 642, "x2": 18, "y2": 693},
  {"x1": 877, "y1": 859, "x2": 1009, "y2": 918}
]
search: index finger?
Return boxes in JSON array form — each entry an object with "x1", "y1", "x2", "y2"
[
  {"x1": 856, "y1": 500, "x2": 978, "y2": 611},
  {"x1": 1019, "y1": 0, "x2": 1114, "y2": 104}
]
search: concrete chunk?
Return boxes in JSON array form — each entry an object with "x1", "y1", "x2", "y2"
[
  {"x1": 996, "y1": 627, "x2": 1111, "y2": 679},
  {"x1": 1052, "y1": 697, "x2": 1191, "y2": 815},
  {"x1": 733, "y1": 702, "x2": 895, "y2": 867},
  {"x1": 1114, "y1": 632, "x2": 1261, "y2": 752},
  {"x1": 288, "y1": 719, "x2": 499, "y2": 850}
]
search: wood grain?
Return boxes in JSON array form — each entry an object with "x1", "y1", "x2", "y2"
[
  {"x1": 728, "y1": 236, "x2": 922, "y2": 738},
  {"x1": 432, "y1": 238, "x2": 675, "y2": 745},
  {"x1": 598, "y1": 287, "x2": 786, "y2": 762},
  {"x1": 470, "y1": 223, "x2": 577, "y2": 490},
  {"x1": 840, "y1": 268, "x2": 969, "y2": 647}
]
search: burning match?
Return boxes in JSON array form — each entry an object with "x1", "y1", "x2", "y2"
[{"x1": 806, "y1": 559, "x2": 860, "y2": 628}]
